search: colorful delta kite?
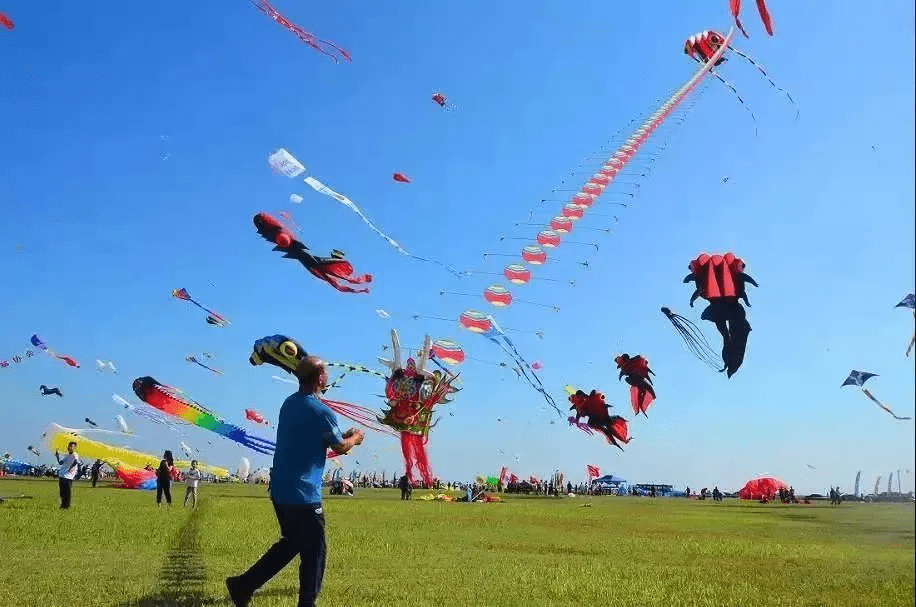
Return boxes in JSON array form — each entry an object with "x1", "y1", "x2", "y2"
[
  {"x1": 729, "y1": 0, "x2": 774, "y2": 37},
  {"x1": 841, "y1": 371, "x2": 912, "y2": 421},
  {"x1": 896, "y1": 294, "x2": 915, "y2": 357},
  {"x1": 615, "y1": 354, "x2": 656, "y2": 416},
  {"x1": 268, "y1": 148, "x2": 306, "y2": 177},
  {"x1": 251, "y1": 0, "x2": 351, "y2": 63},
  {"x1": 682, "y1": 252, "x2": 758, "y2": 377},
  {"x1": 171, "y1": 288, "x2": 230, "y2": 326},
  {"x1": 40, "y1": 385, "x2": 63, "y2": 397},
  {"x1": 132, "y1": 377, "x2": 276, "y2": 455},
  {"x1": 30, "y1": 334, "x2": 80, "y2": 368},
  {"x1": 254, "y1": 212, "x2": 372, "y2": 293},
  {"x1": 458, "y1": 310, "x2": 559, "y2": 413},
  {"x1": 392, "y1": 172, "x2": 411, "y2": 184},
  {"x1": 566, "y1": 388, "x2": 631, "y2": 451},
  {"x1": 377, "y1": 330, "x2": 459, "y2": 486},
  {"x1": 186, "y1": 354, "x2": 224, "y2": 376},
  {"x1": 245, "y1": 408, "x2": 269, "y2": 426}
]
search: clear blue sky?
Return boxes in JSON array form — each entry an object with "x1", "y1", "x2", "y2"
[{"x1": 1, "y1": 0, "x2": 913, "y2": 494}]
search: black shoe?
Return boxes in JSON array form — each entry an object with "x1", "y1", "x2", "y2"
[{"x1": 226, "y1": 576, "x2": 252, "y2": 607}]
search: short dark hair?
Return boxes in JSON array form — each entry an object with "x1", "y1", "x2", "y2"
[
  {"x1": 68, "y1": 441, "x2": 77, "y2": 448},
  {"x1": 295, "y1": 356, "x2": 326, "y2": 394}
]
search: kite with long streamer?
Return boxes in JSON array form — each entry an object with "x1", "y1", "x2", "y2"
[
  {"x1": 251, "y1": 0, "x2": 351, "y2": 64},
  {"x1": 132, "y1": 377, "x2": 276, "y2": 455},
  {"x1": 113, "y1": 393, "x2": 185, "y2": 431},
  {"x1": 186, "y1": 354, "x2": 224, "y2": 375},
  {"x1": 171, "y1": 288, "x2": 230, "y2": 326},
  {"x1": 896, "y1": 294, "x2": 915, "y2": 357},
  {"x1": 30, "y1": 334, "x2": 80, "y2": 367},
  {"x1": 841, "y1": 371, "x2": 912, "y2": 421}
]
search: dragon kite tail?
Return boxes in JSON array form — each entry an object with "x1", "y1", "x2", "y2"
[{"x1": 241, "y1": 434, "x2": 277, "y2": 456}]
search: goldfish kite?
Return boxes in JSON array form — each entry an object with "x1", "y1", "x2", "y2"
[
  {"x1": 841, "y1": 371, "x2": 912, "y2": 421},
  {"x1": 614, "y1": 354, "x2": 656, "y2": 416},
  {"x1": 254, "y1": 212, "x2": 372, "y2": 293},
  {"x1": 566, "y1": 388, "x2": 631, "y2": 451},
  {"x1": 251, "y1": 0, "x2": 351, "y2": 63},
  {"x1": 682, "y1": 252, "x2": 758, "y2": 377},
  {"x1": 0, "y1": 12, "x2": 13, "y2": 30},
  {"x1": 896, "y1": 294, "x2": 915, "y2": 357},
  {"x1": 40, "y1": 384, "x2": 63, "y2": 397},
  {"x1": 431, "y1": 92, "x2": 455, "y2": 110},
  {"x1": 392, "y1": 172, "x2": 410, "y2": 184},
  {"x1": 377, "y1": 330, "x2": 459, "y2": 485},
  {"x1": 132, "y1": 377, "x2": 276, "y2": 455},
  {"x1": 171, "y1": 288, "x2": 230, "y2": 326}
]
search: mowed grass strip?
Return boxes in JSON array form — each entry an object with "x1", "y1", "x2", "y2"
[{"x1": 2, "y1": 479, "x2": 912, "y2": 606}]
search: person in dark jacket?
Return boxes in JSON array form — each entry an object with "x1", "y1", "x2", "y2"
[{"x1": 156, "y1": 450, "x2": 175, "y2": 506}]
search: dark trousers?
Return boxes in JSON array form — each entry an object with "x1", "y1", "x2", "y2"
[
  {"x1": 59, "y1": 478, "x2": 72, "y2": 508},
  {"x1": 156, "y1": 480, "x2": 172, "y2": 504},
  {"x1": 237, "y1": 501, "x2": 326, "y2": 607},
  {"x1": 91, "y1": 473, "x2": 98, "y2": 488}
]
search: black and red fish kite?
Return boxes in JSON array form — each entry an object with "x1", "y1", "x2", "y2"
[
  {"x1": 683, "y1": 252, "x2": 758, "y2": 378},
  {"x1": 567, "y1": 389, "x2": 631, "y2": 451},
  {"x1": 614, "y1": 354, "x2": 656, "y2": 416},
  {"x1": 253, "y1": 212, "x2": 372, "y2": 294}
]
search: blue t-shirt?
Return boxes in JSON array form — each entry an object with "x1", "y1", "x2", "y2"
[{"x1": 270, "y1": 392, "x2": 343, "y2": 505}]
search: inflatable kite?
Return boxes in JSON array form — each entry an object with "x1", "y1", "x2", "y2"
[
  {"x1": 0, "y1": 12, "x2": 13, "y2": 31},
  {"x1": 96, "y1": 360, "x2": 117, "y2": 373},
  {"x1": 254, "y1": 212, "x2": 372, "y2": 293},
  {"x1": 737, "y1": 476, "x2": 786, "y2": 501},
  {"x1": 682, "y1": 252, "x2": 758, "y2": 377},
  {"x1": 377, "y1": 330, "x2": 460, "y2": 486},
  {"x1": 896, "y1": 294, "x2": 915, "y2": 357},
  {"x1": 171, "y1": 288, "x2": 229, "y2": 326},
  {"x1": 392, "y1": 172, "x2": 410, "y2": 184},
  {"x1": 39, "y1": 385, "x2": 63, "y2": 397},
  {"x1": 132, "y1": 377, "x2": 276, "y2": 455},
  {"x1": 567, "y1": 388, "x2": 630, "y2": 451},
  {"x1": 614, "y1": 354, "x2": 656, "y2": 416},
  {"x1": 251, "y1": 0, "x2": 351, "y2": 63},
  {"x1": 841, "y1": 371, "x2": 912, "y2": 421},
  {"x1": 44, "y1": 423, "x2": 228, "y2": 477}
]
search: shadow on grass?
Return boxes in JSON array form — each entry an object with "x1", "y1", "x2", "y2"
[{"x1": 116, "y1": 503, "x2": 298, "y2": 607}]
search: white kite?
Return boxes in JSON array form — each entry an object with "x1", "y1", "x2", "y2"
[
  {"x1": 268, "y1": 148, "x2": 306, "y2": 178},
  {"x1": 290, "y1": 194, "x2": 303, "y2": 204},
  {"x1": 96, "y1": 360, "x2": 118, "y2": 373}
]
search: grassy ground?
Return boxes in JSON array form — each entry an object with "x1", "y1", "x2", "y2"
[{"x1": 1, "y1": 478, "x2": 912, "y2": 606}]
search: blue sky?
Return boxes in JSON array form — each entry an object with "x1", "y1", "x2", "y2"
[{"x1": 1, "y1": 0, "x2": 913, "y2": 494}]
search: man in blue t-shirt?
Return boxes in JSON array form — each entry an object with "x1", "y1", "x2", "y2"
[{"x1": 227, "y1": 356, "x2": 363, "y2": 607}]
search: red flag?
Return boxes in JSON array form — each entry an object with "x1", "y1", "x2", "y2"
[{"x1": 586, "y1": 464, "x2": 600, "y2": 479}]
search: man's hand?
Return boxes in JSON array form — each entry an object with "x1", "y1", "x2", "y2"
[{"x1": 342, "y1": 428, "x2": 365, "y2": 444}]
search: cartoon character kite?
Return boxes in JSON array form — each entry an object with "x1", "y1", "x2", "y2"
[
  {"x1": 253, "y1": 212, "x2": 372, "y2": 294},
  {"x1": 683, "y1": 252, "x2": 758, "y2": 377},
  {"x1": 841, "y1": 371, "x2": 911, "y2": 421},
  {"x1": 614, "y1": 354, "x2": 656, "y2": 416},
  {"x1": 566, "y1": 388, "x2": 631, "y2": 451}
]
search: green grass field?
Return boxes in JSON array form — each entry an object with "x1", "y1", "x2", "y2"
[{"x1": 1, "y1": 478, "x2": 912, "y2": 606}]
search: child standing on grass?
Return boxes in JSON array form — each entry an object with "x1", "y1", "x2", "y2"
[{"x1": 184, "y1": 460, "x2": 201, "y2": 507}]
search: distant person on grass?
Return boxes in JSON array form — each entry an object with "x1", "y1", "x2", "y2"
[
  {"x1": 156, "y1": 450, "x2": 175, "y2": 507},
  {"x1": 90, "y1": 459, "x2": 103, "y2": 488},
  {"x1": 227, "y1": 356, "x2": 364, "y2": 607},
  {"x1": 183, "y1": 460, "x2": 202, "y2": 508},
  {"x1": 55, "y1": 441, "x2": 80, "y2": 509}
]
